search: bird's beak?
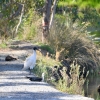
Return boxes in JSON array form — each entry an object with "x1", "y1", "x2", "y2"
[{"x1": 38, "y1": 49, "x2": 41, "y2": 52}]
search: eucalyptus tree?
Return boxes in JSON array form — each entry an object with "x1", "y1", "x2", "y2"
[
  {"x1": 46, "y1": 0, "x2": 100, "y2": 61},
  {"x1": 40, "y1": 0, "x2": 100, "y2": 43},
  {"x1": 58, "y1": 0, "x2": 100, "y2": 40},
  {"x1": 0, "y1": 0, "x2": 38, "y2": 39},
  {"x1": 0, "y1": 0, "x2": 24, "y2": 39},
  {"x1": 41, "y1": 0, "x2": 57, "y2": 43}
]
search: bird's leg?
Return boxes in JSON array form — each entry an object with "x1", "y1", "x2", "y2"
[
  {"x1": 30, "y1": 68, "x2": 34, "y2": 75},
  {"x1": 42, "y1": 73, "x2": 45, "y2": 82},
  {"x1": 30, "y1": 69, "x2": 32, "y2": 75},
  {"x1": 28, "y1": 68, "x2": 32, "y2": 75}
]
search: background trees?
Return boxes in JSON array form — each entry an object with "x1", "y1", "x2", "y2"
[
  {"x1": 0, "y1": 0, "x2": 100, "y2": 42},
  {"x1": 0, "y1": 0, "x2": 39, "y2": 40}
]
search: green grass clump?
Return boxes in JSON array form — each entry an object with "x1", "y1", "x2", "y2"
[
  {"x1": 0, "y1": 42, "x2": 7, "y2": 48},
  {"x1": 36, "y1": 43, "x2": 55, "y2": 54},
  {"x1": 41, "y1": 45, "x2": 54, "y2": 54}
]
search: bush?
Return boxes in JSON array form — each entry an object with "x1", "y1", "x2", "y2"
[{"x1": 0, "y1": 42, "x2": 7, "y2": 48}]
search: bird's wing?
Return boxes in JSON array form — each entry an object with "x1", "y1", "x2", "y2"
[
  {"x1": 23, "y1": 54, "x2": 36, "y2": 70},
  {"x1": 29, "y1": 57, "x2": 37, "y2": 69},
  {"x1": 30, "y1": 62, "x2": 36, "y2": 69},
  {"x1": 25, "y1": 56, "x2": 31, "y2": 62},
  {"x1": 23, "y1": 56, "x2": 33, "y2": 69}
]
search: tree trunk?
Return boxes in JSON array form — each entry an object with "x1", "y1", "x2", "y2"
[
  {"x1": 42, "y1": 0, "x2": 57, "y2": 43},
  {"x1": 49, "y1": 0, "x2": 57, "y2": 29},
  {"x1": 15, "y1": 4, "x2": 24, "y2": 36},
  {"x1": 42, "y1": 0, "x2": 52, "y2": 43}
]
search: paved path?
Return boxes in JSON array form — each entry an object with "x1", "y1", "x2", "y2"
[{"x1": 0, "y1": 42, "x2": 94, "y2": 100}]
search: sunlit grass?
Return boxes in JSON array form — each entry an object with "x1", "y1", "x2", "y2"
[
  {"x1": 0, "y1": 42, "x2": 7, "y2": 48},
  {"x1": 57, "y1": 0, "x2": 100, "y2": 9}
]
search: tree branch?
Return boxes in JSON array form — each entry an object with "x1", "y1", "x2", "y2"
[
  {"x1": 15, "y1": 4, "x2": 24, "y2": 35},
  {"x1": 49, "y1": 0, "x2": 57, "y2": 29}
]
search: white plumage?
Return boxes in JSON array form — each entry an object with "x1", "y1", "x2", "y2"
[
  {"x1": 22, "y1": 47, "x2": 38, "y2": 74},
  {"x1": 42, "y1": 73, "x2": 45, "y2": 82}
]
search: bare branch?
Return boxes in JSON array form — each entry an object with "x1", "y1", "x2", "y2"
[
  {"x1": 15, "y1": 4, "x2": 24, "y2": 35},
  {"x1": 49, "y1": 0, "x2": 57, "y2": 29}
]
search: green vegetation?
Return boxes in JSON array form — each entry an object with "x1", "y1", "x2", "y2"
[
  {"x1": 33, "y1": 55, "x2": 61, "y2": 82},
  {"x1": 39, "y1": 44, "x2": 55, "y2": 54},
  {"x1": 0, "y1": 0, "x2": 100, "y2": 99},
  {"x1": 0, "y1": 42, "x2": 7, "y2": 48}
]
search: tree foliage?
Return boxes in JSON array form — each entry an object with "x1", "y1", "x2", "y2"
[
  {"x1": 56, "y1": 0, "x2": 100, "y2": 43},
  {"x1": 0, "y1": 0, "x2": 40, "y2": 39},
  {"x1": 0, "y1": 0, "x2": 100, "y2": 42}
]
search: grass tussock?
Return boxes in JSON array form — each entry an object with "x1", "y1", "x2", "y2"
[{"x1": 0, "y1": 42, "x2": 7, "y2": 48}]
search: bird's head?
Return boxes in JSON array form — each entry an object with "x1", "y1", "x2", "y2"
[
  {"x1": 33, "y1": 47, "x2": 41, "y2": 52},
  {"x1": 33, "y1": 47, "x2": 38, "y2": 50}
]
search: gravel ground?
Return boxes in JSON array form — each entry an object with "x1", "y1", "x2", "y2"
[{"x1": 0, "y1": 41, "x2": 94, "y2": 100}]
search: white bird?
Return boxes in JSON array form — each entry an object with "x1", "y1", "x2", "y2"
[
  {"x1": 22, "y1": 47, "x2": 39, "y2": 74},
  {"x1": 42, "y1": 73, "x2": 45, "y2": 82}
]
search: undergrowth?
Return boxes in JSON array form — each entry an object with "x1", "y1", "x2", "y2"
[
  {"x1": 32, "y1": 55, "x2": 61, "y2": 82},
  {"x1": 0, "y1": 42, "x2": 7, "y2": 48}
]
